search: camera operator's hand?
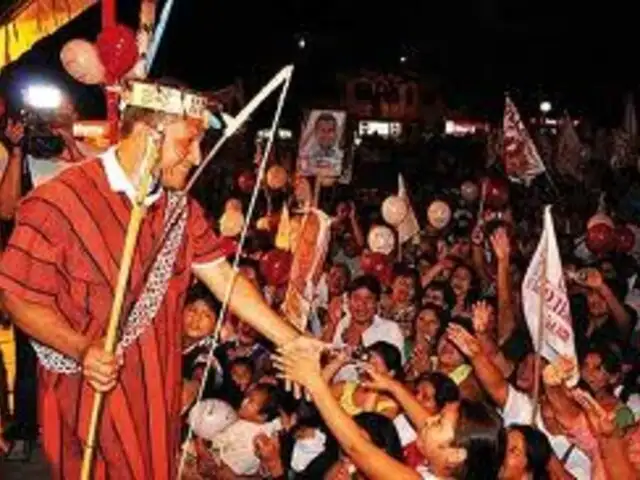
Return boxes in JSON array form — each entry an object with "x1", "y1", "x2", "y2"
[{"x1": 4, "y1": 118, "x2": 24, "y2": 147}]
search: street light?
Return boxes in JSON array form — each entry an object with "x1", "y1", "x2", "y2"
[
  {"x1": 539, "y1": 101, "x2": 552, "y2": 114},
  {"x1": 298, "y1": 37, "x2": 306, "y2": 49},
  {"x1": 400, "y1": 56, "x2": 407, "y2": 63}
]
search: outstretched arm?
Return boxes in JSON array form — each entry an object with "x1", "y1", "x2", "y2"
[{"x1": 275, "y1": 349, "x2": 420, "y2": 480}]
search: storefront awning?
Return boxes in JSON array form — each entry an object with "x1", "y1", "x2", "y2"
[{"x1": 0, "y1": 0, "x2": 97, "y2": 70}]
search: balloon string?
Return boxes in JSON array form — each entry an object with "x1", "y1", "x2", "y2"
[{"x1": 176, "y1": 68, "x2": 293, "y2": 479}]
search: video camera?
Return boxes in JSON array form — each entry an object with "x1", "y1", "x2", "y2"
[{"x1": 20, "y1": 85, "x2": 68, "y2": 159}]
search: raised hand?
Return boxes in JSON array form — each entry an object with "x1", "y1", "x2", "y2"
[
  {"x1": 254, "y1": 433, "x2": 283, "y2": 476},
  {"x1": 405, "y1": 342, "x2": 431, "y2": 379},
  {"x1": 360, "y1": 364, "x2": 397, "y2": 393},
  {"x1": 577, "y1": 268, "x2": 604, "y2": 290},
  {"x1": 274, "y1": 336, "x2": 328, "y2": 398},
  {"x1": 446, "y1": 323, "x2": 481, "y2": 358},
  {"x1": 327, "y1": 296, "x2": 344, "y2": 327},
  {"x1": 348, "y1": 201, "x2": 357, "y2": 221},
  {"x1": 4, "y1": 118, "x2": 24, "y2": 146},
  {"x1": 471, "y1": 300, "x2": 493, "y2": 335},
  {"x1": 571, "y1": 388, "x2": 616, "y2": 437},
  {"x1": 489, "y1": 227, "x2": 511, "y2": 262},
  {"x1": 542, "y1": 356, "x2": 576, "y2": 388}
]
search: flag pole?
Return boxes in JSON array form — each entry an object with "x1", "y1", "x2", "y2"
[{"x1": 531, "y1": 248, "x2": 547, "y2": 425}]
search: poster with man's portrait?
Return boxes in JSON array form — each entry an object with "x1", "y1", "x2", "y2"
[{"x1": 297, "y1": 110, "x2": 347, "y2": 177}]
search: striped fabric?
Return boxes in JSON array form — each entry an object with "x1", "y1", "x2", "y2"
[{"x1": 0, "y1": 159, "x2": 235, "y2": 479}]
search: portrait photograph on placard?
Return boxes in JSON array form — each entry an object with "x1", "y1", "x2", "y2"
[{"x1": 297, "y1": 109, "x2": 346, "y2": 177}]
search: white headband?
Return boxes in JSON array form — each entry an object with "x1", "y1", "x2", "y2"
[{"x1": 122, "y1": 81, "x2": 208, "y2": 121}]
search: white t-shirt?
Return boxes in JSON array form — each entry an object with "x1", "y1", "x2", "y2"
[
  {"x1": 331, "y1": 314, "x2": 406, "y2": 382},
  {"x1": 211, "y1": 418, "x2": 282, "y2": 475},
  {"x1": 394, "y1": 414, "x2": 417, "y2": 447},
  {"x1": 502, "y1": 386, "x2": 591, "y2": 479}
]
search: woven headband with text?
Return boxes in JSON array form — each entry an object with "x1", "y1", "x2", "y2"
[{"x1": 123, "y1": 81, "x2": 208, "y2": 121}]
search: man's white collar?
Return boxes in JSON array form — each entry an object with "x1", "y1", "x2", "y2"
[{"x1": 100, "y1": 146, "x2": 162, "y2": 206}]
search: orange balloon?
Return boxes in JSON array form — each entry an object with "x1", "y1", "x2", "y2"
[{"x1": 266, "y1": 165, "x2": 288, "y2": 190}]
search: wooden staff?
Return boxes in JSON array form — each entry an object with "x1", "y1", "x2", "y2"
[
  {"x1": 531, "y1": 250, "x2": 547, "y2": 424},
  {"x1": 80, "y1": 134, "x2": 161, "y2": 480}
]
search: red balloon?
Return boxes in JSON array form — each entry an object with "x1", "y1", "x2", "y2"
[
  {"x1": 615, "y1": 225, "x2": 635, "y2": 253},
  {"x1": 374, "y1": 261, "x2": 394, "y2": 287},
  {"x1": 482, "y1": 177, "x2": 509, "y2": 209},
  {"x1": 237, "y1": 170, "x2": 257, "y2": 194},
  {"x1": 96, "y1": 24, "x2": 138, "y2": 81},
  {"x1": 586, "y1": 224, "x2": 615, "y2": 255},
  {"x1": 360, "y1": 250, "x2": 380, "y2": 273},
  {"x1": 260, "y1": 249, "x2": 293, "y2": 286},
  {"x1": 360, "y1": 251, "x2": 393, "y2": 286}
]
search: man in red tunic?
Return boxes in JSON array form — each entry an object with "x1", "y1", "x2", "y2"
[{"x1": 0, "y1": 80, "x2": 308, "y2": 479}]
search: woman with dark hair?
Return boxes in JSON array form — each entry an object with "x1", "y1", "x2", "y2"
[
  {"x1": 448, "y1": 263, "x2": 480, "y2": 318},
  {"x1": 395, "y1": 371, "x2": 461, "y2": 469},
  {"x1": 497, "y1": 425, "x2": 552, "y2": 480}
]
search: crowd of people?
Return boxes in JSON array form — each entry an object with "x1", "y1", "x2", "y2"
[
  {"x1": 0, "y1": 83, "x2": 638, "y2": 480},
  {"x1": 178, "y1": 126, "x2": 640, "y2": 477}
]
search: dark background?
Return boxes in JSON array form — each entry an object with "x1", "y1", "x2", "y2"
[{"x1": 0, "y1": 0, "x2": 637, "y2": 124}]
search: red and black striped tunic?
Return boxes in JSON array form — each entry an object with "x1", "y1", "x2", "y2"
[{"x1": 0, "y1": 158, "x2": 234, "y2": 480}]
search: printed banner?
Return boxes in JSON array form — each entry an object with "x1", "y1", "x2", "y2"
[{"x1": 282, "y1": 209, "x2": 332, "y2": 331}]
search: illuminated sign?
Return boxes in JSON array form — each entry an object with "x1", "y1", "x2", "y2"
[{"x1": 357, "y1": 120, "x2": 403, "y2": 138}]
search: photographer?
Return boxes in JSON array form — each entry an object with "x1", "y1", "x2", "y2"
[
  {"x1": 0, "y1": 98, "x2": 26, "y2": 458},
  {"x1": 25, "y1": 97, "x2": 101, "y2": 188}
]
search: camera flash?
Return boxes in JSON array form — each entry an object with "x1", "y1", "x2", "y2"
[{"x1": 24, "y1": 85, "x2": 63, "y2": 110}]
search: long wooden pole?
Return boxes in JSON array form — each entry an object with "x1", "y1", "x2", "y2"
[
  {"x1": 531, "y1": 249, "x2": 547, "y2": 424},
  {"x1": 80, "y1": 135, "x2": 160, "y2": 480}
]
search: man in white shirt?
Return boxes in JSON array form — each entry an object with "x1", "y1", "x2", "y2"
[{"x1": 329, "y1": 275, "x2": 405, "y2": 382}]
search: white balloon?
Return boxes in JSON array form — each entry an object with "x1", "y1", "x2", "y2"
[
  {"x1": 427, "y1": 200, "x2": 451, "y2": 230},
  {"x1": 367, "y1": 225, "x2": 396, "y2": 255},
  {"x1": 188, "y1": 399, "x2": 237, "y2": 440},
  {"x1": 382, "y1": 195, "x2": 409, "y2": 226}
]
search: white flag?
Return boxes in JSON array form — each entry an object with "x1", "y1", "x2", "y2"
[
  {"x1": 556, "y1": 113, "x2": 584, "y2": 181},
  {"x1": 522, "y1": 206, "x2": 579, "y2": 386},
  {"x1": 397, "y1": 174, "x2": 420, "y2": 244},
  {"x1": 503, "y1": 96, "x2": 546, "y2": 185}
]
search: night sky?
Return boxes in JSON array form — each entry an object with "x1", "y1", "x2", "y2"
[{"x1": 1, "y1": 0, "x2": 638, "y2": 124}]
